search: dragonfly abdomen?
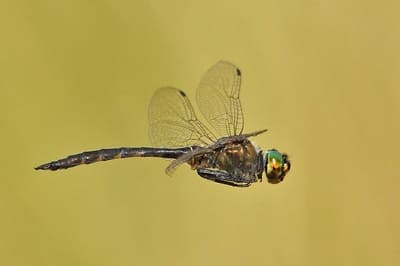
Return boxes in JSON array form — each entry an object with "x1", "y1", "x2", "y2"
[{"x1": 35, "y1": 147, "x2": 192, "y2": 171}]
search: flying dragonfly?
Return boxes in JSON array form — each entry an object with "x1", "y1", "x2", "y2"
[{"x1": 35, "y1": 61, "x2": 291, "y2": 187}]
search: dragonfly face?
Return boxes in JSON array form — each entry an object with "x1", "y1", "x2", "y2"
[{"x1": 265, "y1": 149, "x2": 291, "y2": 184}]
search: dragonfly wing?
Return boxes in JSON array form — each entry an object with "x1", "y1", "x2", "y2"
[
  {"x1": 165, "y1": 146, "x2": 212, "y2": 175},
  {"x1": 196, "y1": 61, "x2": 244, "y2": 137},
  {"x1": 148, "y1": 87, "x2": 217, "y2": 148}
]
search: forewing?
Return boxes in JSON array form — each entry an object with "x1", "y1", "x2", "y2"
[
  {"x1": 196, "y1": 61, "x2": 244, "y2": 137},
  {"x1": 148, "y1": 87, "x2": 217, "y2": 148}
]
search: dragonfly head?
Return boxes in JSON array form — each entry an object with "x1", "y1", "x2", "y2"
[{"x1": 265, "y1": 149, "x2": 291, "y2": 184}]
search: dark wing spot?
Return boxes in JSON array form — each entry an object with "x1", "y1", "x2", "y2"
[
  {"x1": 236, "y1": 68, "x2": 241, "y2": 76},
  {"x1": 178, "y1": 90, "x2": 186, "y2": 97}
]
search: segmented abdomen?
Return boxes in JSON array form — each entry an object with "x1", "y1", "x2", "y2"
[{"x1": 35, "y1": 147, "x2": 191, "y2": 171}]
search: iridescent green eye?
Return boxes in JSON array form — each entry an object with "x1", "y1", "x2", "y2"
[
  {"x1": 268, "y1": 150, "x2": 283, "y2": 164},
  {"x1": 265, "y1": 149, "x2": 290, "y2": 184}
]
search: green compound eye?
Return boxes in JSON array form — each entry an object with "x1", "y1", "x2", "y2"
[
  {"x1": 269, "y1": 150, "x2": 283, "y2": 164},
  {"x1": 265, "y1": 149, "x2": 291, "y2": 184}
]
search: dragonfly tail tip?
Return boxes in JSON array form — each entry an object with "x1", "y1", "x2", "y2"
[{"x1": 35, "y1": 163, "x2": 51, "y2": 170}]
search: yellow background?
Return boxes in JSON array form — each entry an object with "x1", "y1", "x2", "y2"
[{"x1": 1, "y1": 0, "x2": 399, "y2": 265}]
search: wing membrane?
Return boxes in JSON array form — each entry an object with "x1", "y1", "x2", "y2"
[
  {"x1": 148, "y1": 87, "x2": 217, "y2": 148},
  {"x1": 196, "y1": 61, "x2": 244, "y2": 137}
]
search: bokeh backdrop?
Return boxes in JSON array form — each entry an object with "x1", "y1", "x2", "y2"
[{"x1": 1, "y1": 0, "x2": 399, "y2": 265}]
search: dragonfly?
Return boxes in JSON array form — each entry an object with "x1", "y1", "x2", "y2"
[{"x1": 35, "y1": 61, "x2": 291, "y2": 187}]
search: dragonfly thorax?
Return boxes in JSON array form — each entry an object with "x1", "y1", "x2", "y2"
[{"x1": 187, "y1": 139, "x2": 262, "y2": 183}]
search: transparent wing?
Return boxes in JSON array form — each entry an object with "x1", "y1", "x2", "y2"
[
  {"x1": 165, "y1": 146, "x2": 212, "y2": 175},
  {"x1": 196, "y1": 61, "x2": 244, "y2": 137},
  {"x1": 148, "y1": 87, "x2": 217, "y2": 148}
]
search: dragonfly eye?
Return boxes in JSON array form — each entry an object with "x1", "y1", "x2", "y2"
[{"x1": 265, "y1": 150, "x2": 291, "y2": 184}]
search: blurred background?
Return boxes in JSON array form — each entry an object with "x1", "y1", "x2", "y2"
[{"x1": 1, "y1": 0, "x2": 399, "y2": 265}]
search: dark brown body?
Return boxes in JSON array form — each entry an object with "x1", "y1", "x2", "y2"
[
  {"x1": 35, "y1": 131, "x2": 266, "y2": 187},
  {"x1": 35, "y1": 140, "x2": 262, "y2": 180}
]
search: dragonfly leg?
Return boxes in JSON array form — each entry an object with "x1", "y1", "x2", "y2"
[{"x1": 197, "y1": 168, "x2": 251, "y2": 187}]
